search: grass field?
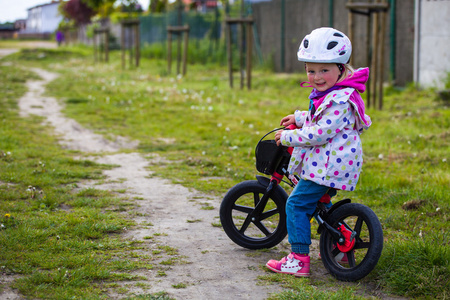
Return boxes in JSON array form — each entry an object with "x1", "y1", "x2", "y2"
[{"x1": 0, "y1": 43, "x2": 449, "y2": 299}]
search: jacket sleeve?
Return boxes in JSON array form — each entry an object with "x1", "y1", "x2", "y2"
[
  {"x1": 294, "y1": 110, "x2": 308, "y2": 127},
  {"x1": 280, "y1": 101, "x2": 353, "y2": 147}
]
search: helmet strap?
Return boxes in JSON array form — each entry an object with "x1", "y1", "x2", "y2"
[{"x1": 337, "y1": 63, "x2": 345, "y2": 79}]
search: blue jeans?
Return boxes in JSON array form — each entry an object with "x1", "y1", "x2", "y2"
[{"x1": 286, "y1": 179, "x2": 336, "y2": 254}]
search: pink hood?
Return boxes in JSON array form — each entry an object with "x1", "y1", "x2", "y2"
[
  {"x1": 336, "y1": 67, "x2": 371, "y2": 129},
  {"x1": 336, "y1": 67, "x2": 369, "y2": 92}
]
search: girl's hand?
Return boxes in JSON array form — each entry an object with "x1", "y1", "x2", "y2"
[
  {"x1": 275, "y1": 130, "x2": 283, "y2": 146},
  {"x1": 280, "y1": 114, "x2": 295, "y2": 127}
]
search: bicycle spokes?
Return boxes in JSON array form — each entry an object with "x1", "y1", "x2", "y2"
[{"x1": 231, "y1": 191, "x2": 281, "y2": 238}]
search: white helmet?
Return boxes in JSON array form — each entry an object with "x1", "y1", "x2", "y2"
[{"x1": 297, "y1": 27, "x2": 352, "y2": 64}]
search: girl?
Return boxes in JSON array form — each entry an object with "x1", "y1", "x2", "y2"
[{"x1": 266, "y1": 27, "x2": 372, "y2": 277}]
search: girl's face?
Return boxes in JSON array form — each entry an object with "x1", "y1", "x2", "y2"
[{"x1": 305, "y1": 63, "x2": 341, "y2": 92}]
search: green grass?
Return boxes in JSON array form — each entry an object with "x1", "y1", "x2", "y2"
[
  {"x1": 0, "y1": 52, "x2": 184, "y2": 299},
  {"x1": 1, "y1": 43, "x2": 449, "y2": 299}
]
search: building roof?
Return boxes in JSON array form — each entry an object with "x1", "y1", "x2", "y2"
[{"x1": 27, "y1": 0, "x2": 63, "y2": 11}]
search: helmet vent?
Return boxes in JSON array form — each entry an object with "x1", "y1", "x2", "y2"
[
  {"x1": 303, "y1": 39, "x2": 309, "y2": 48},
  {"x1": 327, "y1": 41, "x2": 338, "y2": 50},
  {"x1": 339, "y1": 50, "x2": 346, "y2": 56},
  {"x1": 333, "y1": 32, "x2": 344, "y2": 38}
]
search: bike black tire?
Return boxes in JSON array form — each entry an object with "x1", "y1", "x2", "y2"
[
  {"x1": 319, "y1": 203, "x2": 383, "y2": 281},
  {"x1": 219, "y1": 180, "x2": 288, "y2": 249}
]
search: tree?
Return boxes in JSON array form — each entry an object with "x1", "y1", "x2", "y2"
[
  {"x1": 61, "y1": 0, "x2": 97, "y2": 25},
  {"x1": 149, "y1": 0, "x2": 168, "y2": 13},
  {"x1": 119, "y1": 0, "x2": 143, "y2": 13}
]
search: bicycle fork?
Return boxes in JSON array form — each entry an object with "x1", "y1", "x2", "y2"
[{"x1": 239, "y1": 178, "x2": 279, "y2": 233}]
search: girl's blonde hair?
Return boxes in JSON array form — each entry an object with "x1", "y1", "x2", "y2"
[{"x1": 337, "y1": 64, "x2": 355, "y2": 83}]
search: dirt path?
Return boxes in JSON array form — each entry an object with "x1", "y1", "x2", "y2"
[{"x1": 3, "y1": 60, "x2": 285, "y2": 299}]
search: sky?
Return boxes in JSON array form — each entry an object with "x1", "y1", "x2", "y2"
[{"x1": 0, "y1": 0, "x2": 150, "y2": 23}]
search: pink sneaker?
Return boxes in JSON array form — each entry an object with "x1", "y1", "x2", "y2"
[{"x1": 266, "y1": 253, "x2": 310, "y2": 277}]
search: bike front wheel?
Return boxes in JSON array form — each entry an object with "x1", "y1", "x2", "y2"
[
  {"x1": 219, "y1": 180, "x2": 288, "y2": 249},
  {"x1": 319, "y1": 203, "x2": 383, "y2": 281}
]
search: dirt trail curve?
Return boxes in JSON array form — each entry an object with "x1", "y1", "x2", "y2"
[{"x1": 0, "y1": 51, "x2": 284, "y2": 299}]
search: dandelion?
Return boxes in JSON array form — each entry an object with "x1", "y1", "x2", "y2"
[{"x1": 4, "y1": 214, "x2": 10, "y2": 218}]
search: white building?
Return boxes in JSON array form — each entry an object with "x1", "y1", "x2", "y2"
[{"x1": 24, "y1": 1, "x2": 63, "y2": 34}]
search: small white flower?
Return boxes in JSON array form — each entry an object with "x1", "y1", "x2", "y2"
[
  {"x1": 419, "y1": 230, "x2": 422, "y2": 237},
  {"x1": 202, "y1": 151, "x2": 206, "y2": 155},
  {"x1": 443, "y1": 158, "x2": 447, "y2": 162},
  {"x1": 217, "y1": 123, "x2": 222, "y2": 127},
  {"x1": 225, "y1": 127, "x2": 230, "y2": 132},
  {"x1": 208, "y1": 106, "x2": 213, "y2": 111},
  {"x1": 378, "y1": 154, "x2": 384, "y2": 160},
  {"x1": 436, "y1": 207, "x2": 440, "y2": 212}
]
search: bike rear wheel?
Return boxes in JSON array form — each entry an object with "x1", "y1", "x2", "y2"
[
  {"x1": 319, "y1": 203, "x2": 383, "y2": 281},
  {"x1": 219, "y1": 180, "x2": 288, "y2": 249}
]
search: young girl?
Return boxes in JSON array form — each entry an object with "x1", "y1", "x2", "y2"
[{"x1": 266, "y1": 27, "x2": 372, "y2": 277}]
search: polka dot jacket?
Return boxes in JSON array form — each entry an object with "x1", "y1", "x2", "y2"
[{"x1": 280, "y1": 70, "x2": 372, "y2": 191}]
